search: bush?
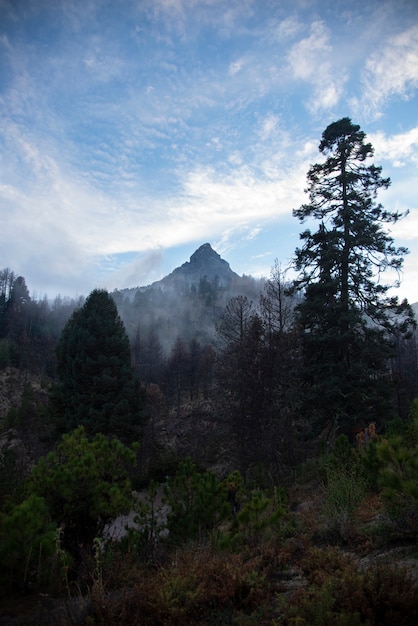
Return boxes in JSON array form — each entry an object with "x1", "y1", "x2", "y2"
[
  {"x1": 87, "y1": 545, "x2": 268, "y2": 625},
  {"x1": 280, "y1": 547, "x2": 418, "y2": 625},
  {"x1": 163, "y1": 458, "x2": 231, "y2": 544},
  {"x1": 227, "y1": 486, "x2": 287, "y2": 549},
  {"x1": 317, "y1": 456, "x2": 368, "y2": 545},
  {"x1": 0, "y1": 494, "x2": 57, "y2": 593},
  {"x1": 376, "y1": 407, "x2": 418, "y2": 537}
]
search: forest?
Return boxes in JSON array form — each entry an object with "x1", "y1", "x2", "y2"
[{"x1": 1, "y1": 118, "x2": 418, "y2": 624}]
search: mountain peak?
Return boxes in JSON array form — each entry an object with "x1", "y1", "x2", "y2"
[
  {"x1": 189, "y1": 243, "x2": 221, "y2": 266},
  {"x1": 165, "y1": 243, "x2": 239, "y2": 288}
]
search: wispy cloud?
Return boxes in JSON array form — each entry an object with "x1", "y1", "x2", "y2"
[
  {"x1": 1, "y1": 0, "x2": 418, "y2": 299},
  {"x1": 370, "y1": 126, "x2": 418, "y2": 166},
  {"x1": 354, "y1": 25, "x2": 418, "y2": 119},
  {"x1": 287, "y1": 20, "x2": 346, "y2": 112},
  {"x1": 274, "y1": 15, "x2": 303, "y2": 41}
]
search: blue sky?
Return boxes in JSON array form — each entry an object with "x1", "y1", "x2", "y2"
[{"x1": 1, "y1": 0, "x2": 418, "y2": 302}]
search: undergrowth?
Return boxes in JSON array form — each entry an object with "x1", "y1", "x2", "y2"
[{"x1": 1, "y1": 416, "x2": 418, "y2": 624}]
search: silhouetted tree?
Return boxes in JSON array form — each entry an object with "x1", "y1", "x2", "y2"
[
  {"x1": 50, "y1": 289, "x2": 143, "y2": 441},
  {"x1": 292, "y1": 118, "x2": 415, "y2": 436},
  {"x1": 165, "y1": 336, "x2": 190, "y2": 416},
  {"x1": 216, "y1": 296, "x2": 268, "y2": 472},
  {"x1": 259, "y1": 264, "x2": 305, "y2": 470},
  {"x1": 0, "y1": 268, "x2": 15, "y2": 339}
]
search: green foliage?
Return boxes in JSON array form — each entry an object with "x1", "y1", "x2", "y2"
[
  {"x1": 379, "y1": 406, "x2": 418, "y2": 493},
  {"x1": 377, "y1": 436, "x2": 418, "y2": 499},
  {"x1": 331, "y1": 435, "x2": 354, "y2": 468},
  {"x1": 50, "y1": 288, "x2": 143, "y2": 440},
  {"x1": 356, "y1": 439, "x2": 382, "y2": 491},
  {"x1": 121, "y1": 479, "x2": 166, "y2": 559},
  {"x1": 0, "y1": 494, "x2": 57, "y2": 593},
  {"x1": 365, "y1": 403, "x2": 418, "y2": 537},
  {"x1": 322, "y1": 465, "x2": 367, "y2": 542},
  {"x1": 406, "y1": 398, "x2": 418, "y2": 445},
  {"x1": 313, "y1": 435, "x2": 369, "y2": 542},
  {"x1": 384, "y1": 416, "x2": 405, "y2": 438},
  {"x1": 27, "y1": 426, "x2": 138, "y2": 557},
  {"x1": 316, "y1": 435, "x2": 358, "y2": 484},
  {"x1": 163, "y1": 458, "x2": 231, "y2": 543},
  {"x1": 376, "y1": 436, "x2": 418, "y2": 536},
  {"x1": 230, "y1": 487, "x2": 286, "y2": 547}
]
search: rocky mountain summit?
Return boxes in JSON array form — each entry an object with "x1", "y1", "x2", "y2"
[
  {"x1": 147, "y1": 243, "x2": 240, "y2": 293},
  {"x1": 167, "y1": 243, "x2": 239, "y2": 287}
]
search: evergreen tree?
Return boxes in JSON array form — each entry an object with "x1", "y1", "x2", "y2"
[
  {"x1": 292, "y1": 118, "x2": 415, "y2": 435},
  {"x1": 28, "y1": 426, "x2": 137, "y2": 558},
  {"x1": 51, "y1": 289, "x2": 143, "y2": 440}
]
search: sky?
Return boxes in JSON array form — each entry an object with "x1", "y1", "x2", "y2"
[{"x1": 1, "y1": 0, "x2": 418, "y2": 303}]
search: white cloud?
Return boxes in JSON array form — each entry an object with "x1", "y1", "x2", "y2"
[
  {"x1": 287, "y1": 20, "x2": 346, "y2": 112},
  {"x1": 229, "y1": 58, "x2": 245, "y2": 75},
  {"x1": 0, "y1": 112, "x2": 313, "y2": 295},
  {"x1": 275, "y1": 15, "x2": 302, "y2": 41},
  {"x1": 370, "y1": 126, "x2": 418, "y2": 166},
  {"x1": 389, "y1": 208, "x2": 418, "y2": 242},
  {"x1": 177, "y1": 163, "x2": 307, "y2": 228},
  {"x1": 357, "y1": 25, "x2": 418, "y2": 118},
  {"x1": 258, "y1": 113, "x2": 279, "y2": 141}
]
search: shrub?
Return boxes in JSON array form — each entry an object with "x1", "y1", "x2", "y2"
[
  {"x1": 321, "y1": 465, "x2": 367, "y2": 543},
  {"x1": 280, "y1": 547, "x2": 418, "y2": 625},
  {"x1": 163, "y1": 458, "x2": 230, "y2": 544},
  {"x1": 228, "y1": 486, "x2": 287, "y2": 549},
  {"x1": 87, "y1": 545, "x2": 268, "y2": 625},
  {"x1": 0, "y1": 494, "x2": 57, "y2": 593}
]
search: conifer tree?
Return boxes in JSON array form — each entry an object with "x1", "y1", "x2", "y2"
[
  {"x1": 51, "y1": 289, "x2": 143, "y2": 440},
  {"x1": 292, "y1": 118, "x2": 415, "y2": 435},
  {"x1": 28, "y1": 426, "x2": 137, "y2": 558}
]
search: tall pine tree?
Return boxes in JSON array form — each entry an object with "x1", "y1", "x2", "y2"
[
  {"x1": 292, "y1": 118, "x2": 415, "y2": 436},
  {"x1": 51, "y1": 289, "x2": 143, "y2": 441}
]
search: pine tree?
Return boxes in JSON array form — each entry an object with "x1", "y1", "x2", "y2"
[
  {"x1": 292, "y1": 118, "x2": 415, "y2": 435},
  {"x1": 28, "y1": 426, "x2": 138, "y2": 558},
  {"x1": 51, "y1": 289, "x2": 143, "y2": 440}
]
